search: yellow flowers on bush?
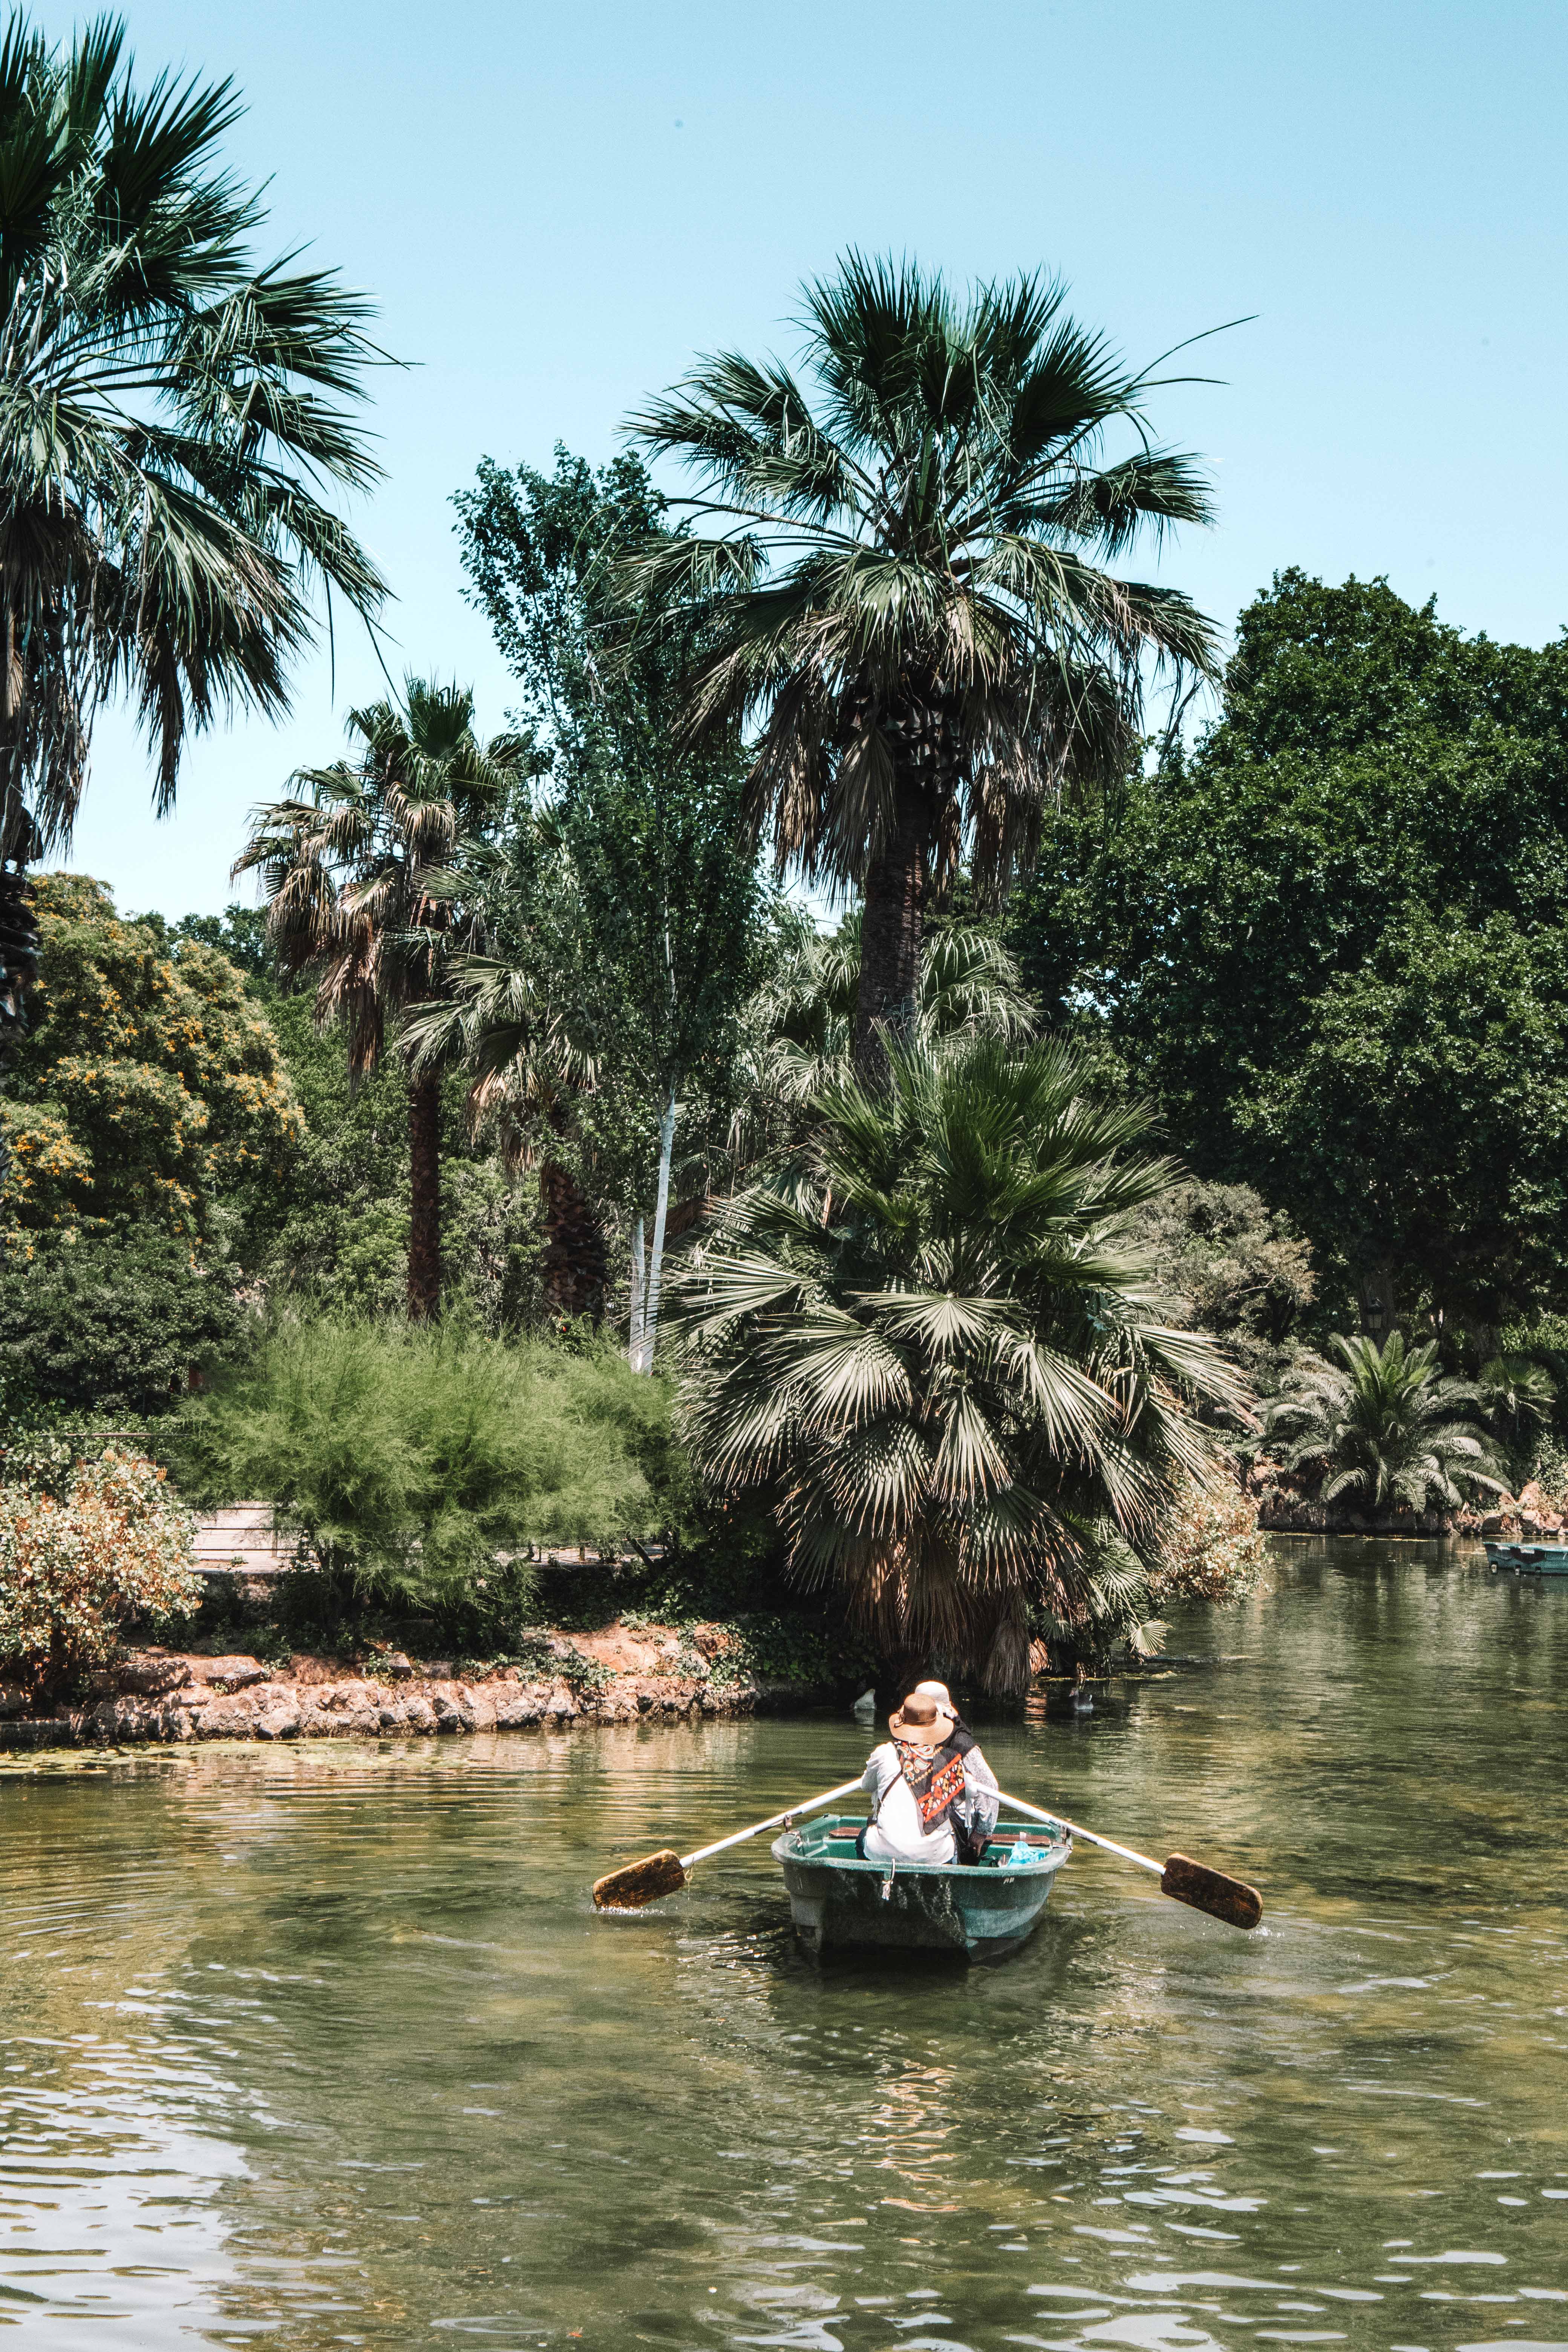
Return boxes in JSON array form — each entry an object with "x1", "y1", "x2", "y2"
[{"x1": 0, "y1": 1449, "x2": 202, "y2": 1701}]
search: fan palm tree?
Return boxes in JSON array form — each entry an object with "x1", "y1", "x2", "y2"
[
  {"x1": 0, "y1": 16, "x2": 385, "y2": 859},
  {"x1": 629, "y1": 253, "x2": 1220, "y2": 1077},
  {"x1": 1478, "y1": 1352, "x2": 1556, "y2": 1438},
  {"x1": 756, "y1": 907, "x2": 1035, "y2": 1110},
  {"x1": 730, "y1": 907, "x2": 1037, "y2": 1177},
  {"x1": 234, "y1": 681, "x2": 522, "y2": 1319},
  {"x1": 1264, "y1": 1332, "x2": 1505, "y2": 1516},
  {"x1": 674, "y1": 1034, "x2": 1248, "y2": 1692}
]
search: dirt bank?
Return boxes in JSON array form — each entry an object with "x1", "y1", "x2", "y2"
[{"x1": 0, "y1": 1619, "x2": 839, "y2": 1750}]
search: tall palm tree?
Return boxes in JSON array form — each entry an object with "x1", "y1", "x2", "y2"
[
  {"x1": 0, "y1": 17, "x2": 385, "y2": 859},
  {"x1": 674, "y1": 1034, "x2": 1248, "y2": 1692},
  {"x1": 234, "y1": 681, "x2": 521, "y2": 1319},
  {"x1": 629, "y1": 253, "x2": 1220, "y2": 1076},
  {"x1": 1264, "y1": 1332, "x2": 1504, "y2": 1516}
]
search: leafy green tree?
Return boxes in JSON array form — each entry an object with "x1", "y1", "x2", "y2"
[
  {"x1": 0, "y1": 1219, "x2": 243, "y2": 1418},
  {"x1": 629, "y1": 253, "x2": 1219, "y2": 1077},
  {"x1": 1133, "y1": 1180, "x2": 1316, "y2": 1398},
  {"x1": 0, "y1": 16, "x2": 384, "y2": 859},
  {"x1": 449, "y1": 448, "x2": 765, "y2": 1360},
  {"x1": 1013, "y1": 571, "x2": 1568, "y2": 1338},
  {"x1": 0, "y1": 871, "x2": 300, "y2": 1247},
  {"x1": 1263, "y1": 1331, "x2": 1503, "y2": 1516},
  {"x1": 674, "y1": 1034, "x2": 1246, "y2": 1691},
  {"x1": 1239, "y1": 911, "x2": 1568, "y2": 1346},
  {"x1": 234, "y1": 681, "x2": 522, "y2": 1319}
]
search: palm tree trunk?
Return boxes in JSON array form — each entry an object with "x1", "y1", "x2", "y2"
[
  {"x1": 407, "y1": 1067, "x2": 442, "y2": 1320},
  {"x1": 539, "y1": 1159, "x2": 606, "y2": 1324},
  {"x1": 854, "y1": 779, "x2": 929, "y2": 1083}
]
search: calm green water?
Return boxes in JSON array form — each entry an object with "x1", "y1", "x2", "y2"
[{"x1": 3, "y1": 1537, "x2": 1567, "y2": 2352}]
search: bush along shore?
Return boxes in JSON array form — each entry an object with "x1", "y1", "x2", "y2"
[
  {"x1": 0, "y1": 1426, "x2": 1265, "y2": 1748},
  {"x1": 0, "y1": 1434, "x2": 880, "y2": 1748}
]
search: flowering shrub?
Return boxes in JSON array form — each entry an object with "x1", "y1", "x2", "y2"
[
  {"x1": 1146, "y1": 1473, "x2": 1266, "y2": 1607},
  {"x1": 0, "y1": 1449, "x2": 202, "y2": 1701}
]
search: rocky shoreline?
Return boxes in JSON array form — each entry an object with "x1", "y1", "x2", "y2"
[
  {"x1": 1253, "y1": 1471, "x2": 1565, "y2": 1541},
  {"x1": 0, "y1": 1620, "x2": 833, "y2": 1752}
]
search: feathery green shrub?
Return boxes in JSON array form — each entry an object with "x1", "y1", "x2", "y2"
[{"x1": 170, "y1": 1317, "x2": 682, "y2": 1618}]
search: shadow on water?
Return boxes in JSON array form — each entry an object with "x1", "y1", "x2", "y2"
[{"x1": 3, "y1": 1533, "x2": 1567, "y2": 2349}]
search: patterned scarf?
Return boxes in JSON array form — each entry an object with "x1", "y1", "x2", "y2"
[{"x1": 893, "y1": 1735, "x2": 966, "y2": 1827}]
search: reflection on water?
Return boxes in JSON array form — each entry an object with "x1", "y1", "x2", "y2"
[{"x1": 2, "y1": 1535, "x2": 1566, "y2": 2350}]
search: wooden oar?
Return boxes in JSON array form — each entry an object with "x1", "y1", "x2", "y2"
[
  {"x1": 593, "y1": 1777, "x2": 867, "y2": 1910},
  {"x1": 998, "y1": 1788, "x2": 1263, "y2": 1931}
]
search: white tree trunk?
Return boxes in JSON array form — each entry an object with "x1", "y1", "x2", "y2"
[
  {"x1": 628, "y1": 1214, "x2": 646, "y2": 1370},
  {"x1": 635, "y1": 1087, "x2": 678, "y2": 1375}
]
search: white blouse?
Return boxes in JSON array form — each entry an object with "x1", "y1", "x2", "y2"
[{"x1": 858, "y1": 1738, "x2": 1000, "y2": 1865}]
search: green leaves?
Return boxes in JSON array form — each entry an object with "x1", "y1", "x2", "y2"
[
  {"x1": 1264, "y1": 1330, "x2": 1506, "y2": 1514},
  {"x1": 626, "y1": 251, "x2": 1220, "y2": 902},
  {"x1": 0, "y1": 15, "x2": 387, "y2": 848},
  {"x1": 674, "y1": 1032, "x2": 1250, "y2": 1691},
  {"x1": 171, "y1": 1317, "x2": 671, "y2": 1608},
  {"x1": 232, "y1": 677, "x2": 522, "y2": 1082}
]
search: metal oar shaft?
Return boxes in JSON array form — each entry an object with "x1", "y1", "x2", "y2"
[
  {"x1": 998, "y1": 1789, "x2": 1162, "y2": 1876},
  {"x1": 998, "y1": 1788, "x2": 1263, "y2": 1931},
  {"x1": 681, "y1": 1778, "x2": 866, "y2": 1868}
]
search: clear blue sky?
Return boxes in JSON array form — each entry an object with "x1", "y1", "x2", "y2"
[{"x1": 58, "y1": 0, "x2": 1568, "y2": 916}]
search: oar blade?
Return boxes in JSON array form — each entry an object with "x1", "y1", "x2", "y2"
[
  {"x1": 1161, "y1": 1852, "x2": 1263, "y2": 1932},
  {"x1": 593, "y1": 1850, "x2": 688, "y2": 1910}
]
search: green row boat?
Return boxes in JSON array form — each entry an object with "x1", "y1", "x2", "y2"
[
  {"x1": 771, "y1": 1813, "x2": 1072, "y2": 1960},
  {"x1": 1485, "y1": 1540, "x2": 1568, "y2": 1576}
]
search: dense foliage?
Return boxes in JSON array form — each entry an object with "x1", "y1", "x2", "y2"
[
  {"x1": 171, "y1": 1316, "x2": 684, "y2": 1622},
  {"x1": 676, "y1": 1034, "x2": 1248, "y2": 1691},
  {"x1": 0, "y1": 1222, "x2": 242, "y2": 1418},
  {"x1": 1, "y1": 873, "x2": 300, "y2": 1249},
  {"x1": 1013, "y1": 571, "x2": 1568, "y2": 1347},
  {"x1": 446, "y1": 447, "x2": 767, "y2": 1349}
]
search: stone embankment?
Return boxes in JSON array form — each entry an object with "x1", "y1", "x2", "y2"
[{"x1": 0, "y1": 1622, "x2": 812, "y2": 1751}]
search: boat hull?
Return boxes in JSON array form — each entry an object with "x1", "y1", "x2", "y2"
[
  {"x1": 771, "y1": 1816, "x2": 1070, "y2": 1961},
  {"x1": 1485, "y1": 1541, "x2": 1568, "y2": 1576}
]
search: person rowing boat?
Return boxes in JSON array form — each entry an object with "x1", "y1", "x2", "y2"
[{"x1": 857, "y1": 1680, "x2": 999, "y2": 1867}]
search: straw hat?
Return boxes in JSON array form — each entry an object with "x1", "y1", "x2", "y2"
[
  {"x1": 887, "y1": 1686, "x2": 957, "y2": 1743},
  {"x1": 911, "y1": 1679, "x2": 957, "y2": 1717}
]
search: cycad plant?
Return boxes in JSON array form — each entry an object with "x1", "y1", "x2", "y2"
[
  {"x1": 631, "y1": 252, "x2": 1220, "y2": 1075},
  {"x1": 674, "y1": 1034, "x2": 1248, "y2": 1691},
  {"x1": 1264, "y1": 1332, "x2": 1504, "y2": 1516},
  {"x1": 234, "y1": 681, "x2": 523, "y2": 1318},
  {"x1": 0, "y1": 17, "x2": 384, "y2": 856}
]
